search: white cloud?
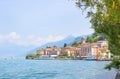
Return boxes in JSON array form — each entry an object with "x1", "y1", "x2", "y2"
[
  {"x1": 46, "y1": 35, "x2": 64, "y2": 42},
  {"x1": 27, "y1": 35, "x2": 34, "y2": 39},
  {"x1": 0, "y1": 35, "x2": 4, "y2": 40},
  {"x1": 31, "y1": 35, "x2": 64, "y2": 46},
  {"x1": 0, "y1": 32, "x2": 21, "y2": 45},
  {"x1": 0, "y1": 35, "x2": 4, "y2": 43},
  {"x1": 0, "y1": 32, "x2": 64, "y2": 47},
  {"x1": 6, "y1": 32, "x2": 21, "y2": 44},
  {"x1": 8, "y1": 32, "x2": 20, "y2": 40}
]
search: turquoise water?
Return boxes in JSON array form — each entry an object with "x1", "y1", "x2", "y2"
[{"x1": 0, "y1": 60, "x2": 116, "y2": 79}]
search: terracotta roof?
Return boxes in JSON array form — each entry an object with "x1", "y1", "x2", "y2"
[
  {"x1": 46, "y1": 48, "x2": 53, "y2": 51},
  {"x1": 81, "y1": 43, "x2": 90, "y2": 46},
  {"x1": 45, "y1": 47, "x2": 61, "y2": 51}
]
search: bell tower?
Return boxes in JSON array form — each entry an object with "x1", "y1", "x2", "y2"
[{"x1": 82, "y1": 36, "x2": 86, "y2": 44}]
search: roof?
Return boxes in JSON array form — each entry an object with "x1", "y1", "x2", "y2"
[
  {"x1": 45, "y1": 47, "x2": 61, "y2": 51},
  {"x1": 65, "y1": 47, "x2": 78, "y2": 51}
]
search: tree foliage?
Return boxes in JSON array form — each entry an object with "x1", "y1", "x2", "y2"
[
  {"x1": 76, "y1": 0, "x2": 120, "y2": 54},
  {"x1": 86, "y1": 32, "x2": 102, "y2": 43},
  {"x1": 26, "y1": 54, "x2": 41, "y2": 59},
  {"x1": 75, "y1": 0, "x2": 120, "y2": 70},
  {"x1": 72, "y1": 41, "x2": 79, "y2": 47},
  {"x1": 105, "y1": 59, "x2": 120, "y2": 70},
  {"x1": 64, "y1": 43, "x2": 67, "y2": 47}
]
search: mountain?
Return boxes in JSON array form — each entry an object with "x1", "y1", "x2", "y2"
[
  {"x1": 27, "y1": 35, "x2": 75, "y2": 54},
  {"x1": 0, "y1": 34, "x2": 92, "y2": 58},
  {"x1": 40, "y1": 35, "x2": 75, "y2": 48},
  {"x1": 27, "y1": 35, "x2": 86, "y2": 54}
]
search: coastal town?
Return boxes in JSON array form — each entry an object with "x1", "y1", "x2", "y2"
[
  {"x1": 26, "y1": 36, "x2": 112, "y2": 61},
  {"x1": 1, "y1": 0, "x2": 119, "y2": 79}
]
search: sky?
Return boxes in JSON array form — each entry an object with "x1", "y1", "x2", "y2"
[{"x1": 0, "y1": 0, "x2": 94, "y2": 57}]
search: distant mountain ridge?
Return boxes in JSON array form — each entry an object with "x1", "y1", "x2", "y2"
[
  {"x1": 27, "y1": 34, "x2": 91, "y2": 54},
  {"x1": 40, "y1": 35, "x2": 75, "y2": 48}
]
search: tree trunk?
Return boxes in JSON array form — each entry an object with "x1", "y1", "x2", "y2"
[{"x1": 115, "y1": 71, "x2": 120, "y2": 79}]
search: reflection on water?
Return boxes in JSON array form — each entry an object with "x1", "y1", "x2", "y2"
[{"x1": 0, "y1": 60, "x2": 116, "y2": 79}]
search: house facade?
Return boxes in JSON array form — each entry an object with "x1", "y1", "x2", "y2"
[
  {"x1": 77, "y1": 37, "x2": 110, "y2": 60},
  {"x1": 97, "y1": 40, "x2": 110, "y2": 60},
  {"x1": 37, "y1": 46, "x2": 61, "y2": 58},
  {"x1": 36, "y1": 38, "x2": 111, "y2": 60}
]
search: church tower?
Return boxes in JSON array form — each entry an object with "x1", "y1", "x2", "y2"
[{"x1": 81, "y1": 36, "x2": 86, "y2": 44}]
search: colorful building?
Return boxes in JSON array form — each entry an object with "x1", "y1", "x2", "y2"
[
  {"x1": 77, "y1": 37, "x2": 111, "y2": 60},
  {"x1": 36, "y1": 37, "x2": 111, "y2": 60},
  {"x1": 37, "y1": 46, "x2": 61, "y2": 58}
]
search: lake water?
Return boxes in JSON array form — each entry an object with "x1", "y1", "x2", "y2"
[{"x1": 0, "y1": 60, "x2": 116, "y2": 79}]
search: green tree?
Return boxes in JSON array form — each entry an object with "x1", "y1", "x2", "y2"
[
  {"x1": 26, "y1": 54, "x2": 36, "y2": 59},
  {"x1": 72, "y1": 41, "x2": 79, "y2": 47},
  {"x1": 86, "y1": 36, "x2": 93, "y2": 43},
  {"x1": 64, "y1": 43, "x2": 67, "y2": 48},
  {"x1": 75, "y1": 0, "x2": 120, "y2": 55},
  {"x1": 79, "y1": 41, "x2": 82, "y2": 44},
  {"x1": 75, "y1": 0, "x2": 120, "y2": 78},
  {"x1": 86, "y1": 33, "x2": 101, "y2": 43},
  {"x1": 26, "y1": 54, "x2": 41, "y2": 59},
  {"x1": 92, "y1": 32, "x2": 98, "y2": 38},
  {"x1": 46, "y1": 46, "x2": 51, "y2": 48}
]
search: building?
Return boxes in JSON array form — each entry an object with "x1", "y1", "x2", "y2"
[
  {"x1": 36, "y1": 37, "x2": 111, "y2": 60},
  {"x1": 78, "y1": 37, "x2": 110, "y2": 60},
  {"x1": 37, "y1": 46, "x2": 61, "y2": 58},
  {"x1": 37, "y1": 48, "x2": 44, "y2": 55},
  {"x1": 97, "y1": 40, "x2": 110, "y2": 60},
  {"x1": 62, "y1": 47, "x2": 77, "y2": 56}
]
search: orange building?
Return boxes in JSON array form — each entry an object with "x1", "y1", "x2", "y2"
[{"x1": 37, "y1": 46, "x2": 61, "y2": 57}]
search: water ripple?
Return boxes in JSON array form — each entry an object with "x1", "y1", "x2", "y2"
[{"x1": 0, "y1": 60, "x2": 116, "y2": 79}]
